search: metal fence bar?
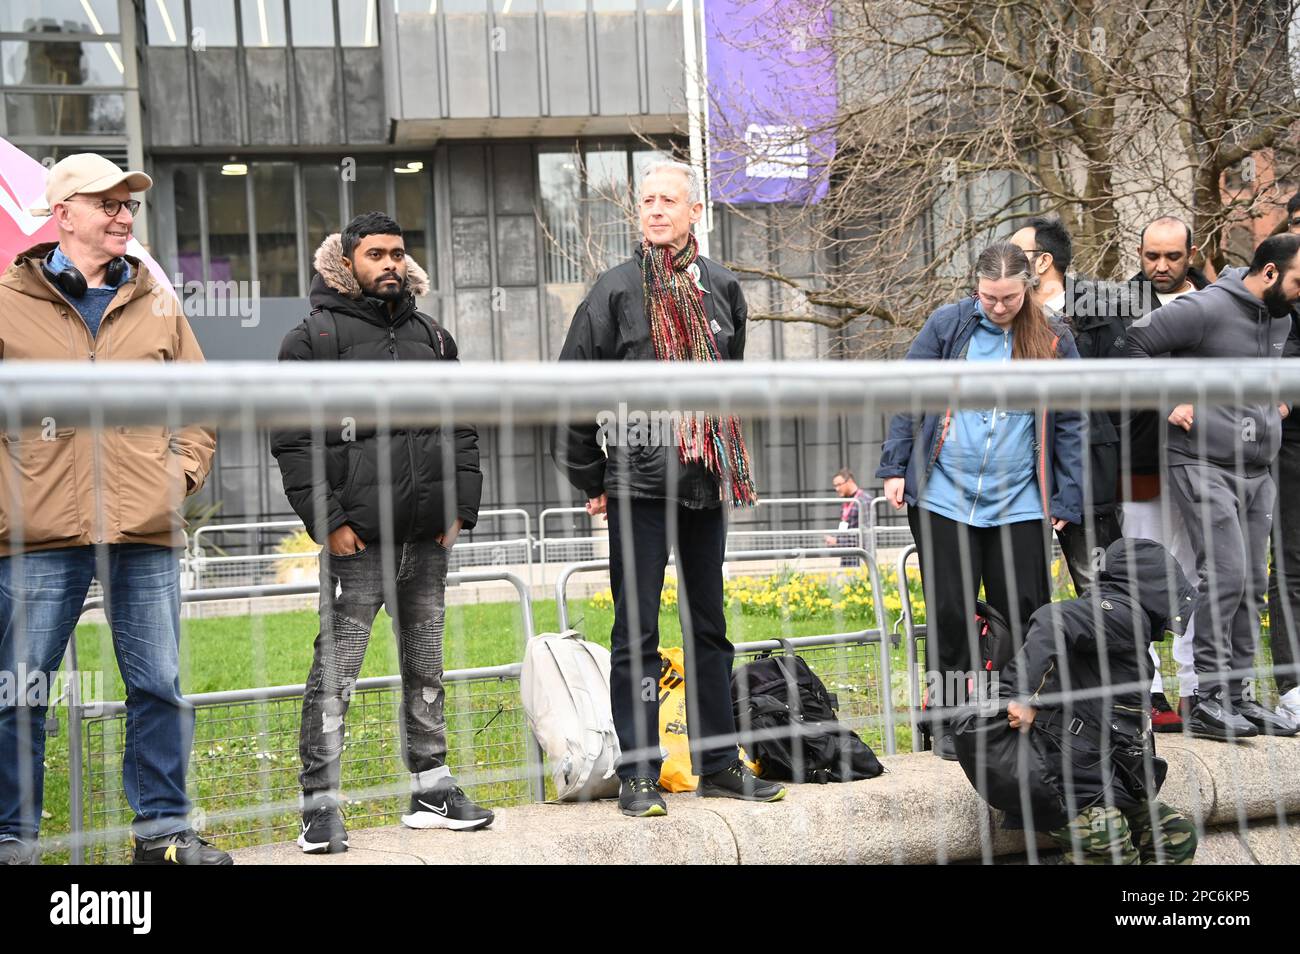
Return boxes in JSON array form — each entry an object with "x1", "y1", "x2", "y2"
[
  {"x1": 897, "y1": 544, "x2": 928, "y2": 753},
  {"x1": 65, "y1": 570, "x2": 539, "y2": 863},
  {"x1": 5, "y1": 359, "x2": 1299, "y2": 429}
]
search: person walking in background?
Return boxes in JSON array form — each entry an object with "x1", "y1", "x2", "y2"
[
  {"x1": 825, "y1": 468, "x2": 872, "y2": 566},
  {"x1": 877, "y1": 241, "x2": 1085, "y2": 761}
]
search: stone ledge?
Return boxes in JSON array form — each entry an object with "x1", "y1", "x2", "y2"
[{"x1": 231, "y1": 736, "x2": 1300, "y2": 865}]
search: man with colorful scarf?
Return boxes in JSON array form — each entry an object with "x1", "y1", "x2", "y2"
[{"x1": 552, "y1": 161, "x2": 785, "y2": 817}]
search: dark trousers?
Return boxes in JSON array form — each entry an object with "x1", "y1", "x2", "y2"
[
  {"x1": 908, "y1": 507, "x2": 1052, "y2": 712},
  {"x1": 1057, "y1": 509, "x2": 1123, "y2": 595},
  {"x1": 607, "y1": 497, "x2": 738, "y2": 780},
  {"x1": 1268, "y1": 440, "x2": 1300, "y2": 696}
]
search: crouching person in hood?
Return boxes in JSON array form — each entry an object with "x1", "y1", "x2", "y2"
[
  {"x1": 271, "y1": 212, "x2": 491, "y2": 854},
  {"x1": 960, "y1": 538, "x2": 1199, "y2": 864}
]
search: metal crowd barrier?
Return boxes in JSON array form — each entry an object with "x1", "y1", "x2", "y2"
[
  {"x1": 185, "y1": 509, "x2": 535, "y2": 590},
  {"x1": 63, "y1": 570, "x2": 539, "y2": 865},
  {"x1": 538, "y1": 497, "x2": 873, "y2": 565}
]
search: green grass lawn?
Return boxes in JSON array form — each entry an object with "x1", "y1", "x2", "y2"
[{"x1": 35, "y1": 594, "x2": 1286, "y2": 863}]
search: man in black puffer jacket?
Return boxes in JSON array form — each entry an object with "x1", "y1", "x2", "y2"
[{"x1": 272, "y1": 212, "x2": 490, "y2": 854}]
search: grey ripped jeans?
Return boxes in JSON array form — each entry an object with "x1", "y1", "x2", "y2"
[{"x1": 299, "y1": 540, "x2": 452, "y2": 799}]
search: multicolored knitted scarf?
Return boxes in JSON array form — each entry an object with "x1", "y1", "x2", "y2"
[{"x1": 641, "y1": 233, "x2": 758, "y2": 508}]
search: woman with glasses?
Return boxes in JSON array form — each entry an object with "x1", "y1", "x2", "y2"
[{"x1": 877, "y1": 241, "x2": 1085, "y2": 760}]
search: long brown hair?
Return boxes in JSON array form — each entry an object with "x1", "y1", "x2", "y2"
[{"x1": 974, "y1": 241, "x2": 1060, "y2": 361}]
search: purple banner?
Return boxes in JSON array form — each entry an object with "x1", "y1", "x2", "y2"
[{"x1": 705, "y1": 0, "x2": 836, "y2": 205}]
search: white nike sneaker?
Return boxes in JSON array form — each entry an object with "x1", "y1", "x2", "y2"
[
  {"x1": 400, "y1": 785, "x2": 494, "y2": 831},
  {"x1": 1276, "y1": 686, "x2": 1300, "y2": 726}
]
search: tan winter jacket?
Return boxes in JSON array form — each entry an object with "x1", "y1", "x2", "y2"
[{"x1": 0, "y1": 242, "x2": 215, "y2": 556}]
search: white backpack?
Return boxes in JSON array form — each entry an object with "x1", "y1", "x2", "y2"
[{"x1": 520, "y1": 630, "x2": 622, "y2": 802}]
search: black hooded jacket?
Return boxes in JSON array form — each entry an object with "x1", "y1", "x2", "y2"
[
  {"x1": 270, "y1": 234, "x2": 482, "y2": 546},
  {"x1": 1002, "y1": 538, "x2": 1197, "y2": 811},
  {"x1": 1119, "y1": 267, "x2": 1210, "y2": 479},
  {"x1": 551, "y1": 246, "x2": 748, "y2": 509}
]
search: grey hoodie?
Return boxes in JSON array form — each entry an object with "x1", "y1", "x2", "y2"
[{"x1": 1126, "y1": 266, "x2": 1292, "y2": 471}]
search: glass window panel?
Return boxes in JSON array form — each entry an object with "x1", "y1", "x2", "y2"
[
  {"x1": 444, "y1": 1, "x2": 488, "y2": 11},
  {"x1": 174, "y1": 165, "x2": 204, "y2": 287},
  {"x1": 632, "y1": 149, "x2": 672, "y2": 191},
  {"x1": 1, "y1": 1, "x2": 120, "y2": 34},
  {"x1": 3, "y1": 91, "x2": 125, "y2": 134},
  {"x1": 1, "y1": 40, "x2": 126, "y2": 86},
  {"x1": 495, "y1": 0, "x2": 537, "y2": 11},
  {"x1": 538, "y1": 152, "x2": 582, "y2": 283},
  {"x1": 303, "y1": 162, "x2": 342, "y2": 278},
  {"x1": 240, "y1": 0, "x2": 288, "y2": 46},
  {"x1": 145, "y1": 0, "x2": 186, "y2": 46},
  {"x1": 190, "y1": 0, "x2": 239, "y2": 48},
  {"x1": 592, "y1": 0, "x2": 634, "y2": 9},
  {"x1": 203, "y1": 163, "x2": 252, "y2": 283},
  {"x1": 393, "y1": 162, "x2": 432, "y2": 280},
  {"x1": 585, "y1": 149, "x2": 631, "y2": 271},
  {"x1": 289, "y1": 0, "x2": 336, "y2": 46},
  {"x1": 542, "y1": 0, "x2": 587, "y2": 11},
  {"x1": 252, "y1": 162, "x2": 298, "y2": 296},
  {"x1": 351, "y1": 162, "x2": 389, "y2": 218},
  {"x1": 338, "y1": 0, "x2": 379, "y2": 46}
]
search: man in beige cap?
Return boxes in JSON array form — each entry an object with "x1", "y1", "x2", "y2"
[{"x1": 0, "y1": 153, "x2": 228, "y2": 864}]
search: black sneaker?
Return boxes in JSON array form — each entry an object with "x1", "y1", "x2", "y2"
[
  {"x1": 697, "y1": 760, "x2": 787, "y2": 802},
  {"x1": 132, "y1": 829, "x2": 233, "y2": 866},
  {"x1": 0, "y1": 839, "x2": 37, "y2": 865},
  {"x1": 1234, "y1": 698, "x2": 1300, "y2": 737},
  {"x1": 401, "y1": 785, "x2": 494, "y2": 831},
  {"x1": 1187, "y1": 690, "x2": 1258, "y2": 742},
  {"x1": 298, "y1": 797, "x2": 349, "y2": 854},
  {"x1": 618, "y1": 777, "x2": 667, "y2": 818}
]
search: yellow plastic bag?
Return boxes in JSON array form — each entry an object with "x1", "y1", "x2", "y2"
[
  {"x1": 657, "y1": 648, "x2": 756, "y2": 793},
  {"x1": 657, "y1": 648, "x2": 696, "y2": 792}
]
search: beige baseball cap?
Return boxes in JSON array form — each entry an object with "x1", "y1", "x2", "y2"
[{"x1": 29, "y1": 153, "x2": 153, "y2": 216}]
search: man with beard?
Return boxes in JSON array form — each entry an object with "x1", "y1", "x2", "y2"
[
  {"x1": 272, "y1": 212, "x2": 492, "y2": 854},
  {"x1": 1122, "y1": 217, "x2": 1209, "y2": 731},
  {"x1": 1127, "y1": 233, "x2": 1300, "y2": 740}
]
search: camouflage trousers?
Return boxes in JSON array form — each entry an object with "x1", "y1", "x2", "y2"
[{"x1": 1048, "y1": 801, "x2": 1197, "y2": 865}]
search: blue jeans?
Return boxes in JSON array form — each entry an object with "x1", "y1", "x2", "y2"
[{"x1": 0, "y1": 545, "x2": 192, "y2": 842}]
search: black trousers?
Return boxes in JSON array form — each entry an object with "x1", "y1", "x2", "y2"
[
  {"x1": 607, "y1": 497, "x2": 738, "y2": 780},
  {"x1": 1268, "y1": 440, "x2": 1300, "y2": 696},
  {"x1": 1057, "y1": 509, "x2": 1123, "y2": 596},
  {"x1": 908, "y1": 507, "x2": 1053, "y2": 712}
]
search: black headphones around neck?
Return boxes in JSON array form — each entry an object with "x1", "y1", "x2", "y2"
[{"x1": 41, "y1": 251, "x2": 129, "y2": 299}]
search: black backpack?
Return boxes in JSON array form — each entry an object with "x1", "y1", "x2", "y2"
[{"x1": 730, "y1": 647, "x2": 884, "y2": 784}]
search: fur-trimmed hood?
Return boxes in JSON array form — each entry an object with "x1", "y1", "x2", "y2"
[{"x1": 312, "y1": 232, "x2": 430, "y2": 298}]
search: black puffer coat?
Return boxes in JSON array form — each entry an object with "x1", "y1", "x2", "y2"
[
  {"x1": 271, "y1": 234, "x2": 482, "y2": 545},
  {"x1": 1002, "y1": 538, "x2": 1197, "y2": 813},
  {"x1": 551, "y1": 246, "x2": 748, "y2": 509}
]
